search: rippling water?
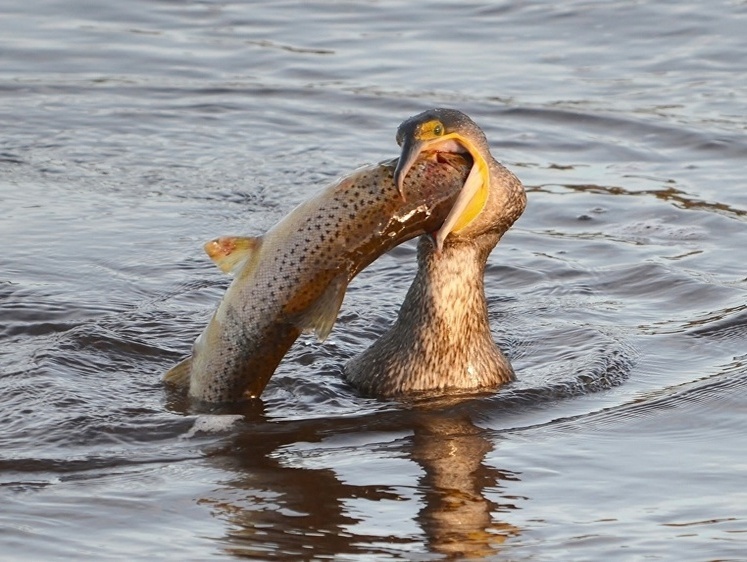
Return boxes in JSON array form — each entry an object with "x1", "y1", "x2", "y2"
[{"x1": 2, "y1": 1, "x2": 746, "y2": 559}]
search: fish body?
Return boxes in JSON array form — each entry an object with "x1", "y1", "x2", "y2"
[{"x1": 165, "y1": 152, "x2": 472, "y2": 403}]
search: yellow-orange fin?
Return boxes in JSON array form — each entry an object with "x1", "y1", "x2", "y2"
[
  {"x1": 163, "y1": 357, "x2": 192, "y2": 387},
  {"x1": 203, "y1": 236, "x2": 262, "y2": 274},
  {"x1": 294, "y1": 274, "x2": 349, "y2": 341}
]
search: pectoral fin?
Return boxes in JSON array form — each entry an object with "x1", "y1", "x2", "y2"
[
  {"x1": 204, "y1": 236, "x2": 262, "y2": 274},
  {"x1": 163, "y1": 357, "x2": 192, "y2": 387},
  {"x1": 293, "y1": 273, "x2": 349, "y2": 341}
]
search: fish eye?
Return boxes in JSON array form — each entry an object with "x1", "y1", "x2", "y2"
[{"x1": 433, "y1": 123, "x2": 444, "y2": 136}]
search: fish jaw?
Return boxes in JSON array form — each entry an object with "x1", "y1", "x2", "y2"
[
  {"x1": 395, "y1": 134, "x2": 490, "y2": 252},
  {"x1": 348, "y1": 152, "x2": 473, "y2": 275}
]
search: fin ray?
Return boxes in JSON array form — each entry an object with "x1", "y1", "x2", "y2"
[
  {"x1": 293, "y1": 274, "x2": 349, "y2": 341},
  {"x1": 163, "y1": 357, "x2": 192, "y2": 387}
]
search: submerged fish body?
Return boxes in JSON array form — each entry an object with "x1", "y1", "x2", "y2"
[{"x1": 165, "y1": 152, "x2": 472, "y2": 403}]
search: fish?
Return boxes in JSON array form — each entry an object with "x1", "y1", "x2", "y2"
[{"x1": 164, "y1": 151, "x2": 473, "y2": 403}]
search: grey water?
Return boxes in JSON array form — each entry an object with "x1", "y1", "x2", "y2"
[{"x1": 1, "y1": 1, "x2": 746, "y2": 559}]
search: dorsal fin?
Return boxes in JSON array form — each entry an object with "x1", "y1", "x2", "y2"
[
  {"x1": 203, "y1": 236, "x2": 262, "y2": 274},
  {"x1": 292, "y1": 273, "x2": 350, "y2": 341}
]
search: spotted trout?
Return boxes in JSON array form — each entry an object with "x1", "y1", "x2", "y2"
[{"x1": 163, "y1": 151, "x2": 472, "y2": 403}]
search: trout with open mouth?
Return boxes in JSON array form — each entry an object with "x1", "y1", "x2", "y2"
[{"x1": 164, "y1": 149, "x2": 479, "y2": 403}]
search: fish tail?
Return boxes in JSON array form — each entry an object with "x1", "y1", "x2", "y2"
[{"x1": 163, "y1": 357, "x2": 192, "y2": 387}]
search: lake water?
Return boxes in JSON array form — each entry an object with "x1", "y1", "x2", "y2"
[{"x1": 1, "y1": 1, "x2": 746, "y2": 560}]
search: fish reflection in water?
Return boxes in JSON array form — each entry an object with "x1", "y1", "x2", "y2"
[{"x1": 200, "y1": 407, "x2": 520, "y2": 559}]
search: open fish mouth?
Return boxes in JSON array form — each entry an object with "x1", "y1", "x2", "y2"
[
  {"x1": 398, "y1": 145, "x2": 486, "y2": 252},
  {"x1": 434, "y1": 149, "x2": 474, "y2": 171},
  {"x1": 416, "y1": 149, "x2": 476, "y2": 247}
]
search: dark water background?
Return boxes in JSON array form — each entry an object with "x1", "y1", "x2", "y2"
[{"x1": 1, "y1": 1, "x2": 746, "y2": 559}]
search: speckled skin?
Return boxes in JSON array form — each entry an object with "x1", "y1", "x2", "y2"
[
  {"x1": 168, "y1": 152, "x2": 472, "y2": 403},
  {"x1": 344, "y1": 109, "x2": 527, "y2": 397}
]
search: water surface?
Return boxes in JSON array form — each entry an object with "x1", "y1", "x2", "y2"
[{"x1": 1, "y1": 1, "x2": 746, "y2": 559}]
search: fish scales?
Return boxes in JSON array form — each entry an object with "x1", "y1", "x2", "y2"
[{"x1": 164, "y1": 152, "x2": 472, "y2": 404}]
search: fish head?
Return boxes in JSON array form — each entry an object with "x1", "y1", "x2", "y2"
[{"x1": 342, "y1": 150, "x2": 475, "y2": 278}]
